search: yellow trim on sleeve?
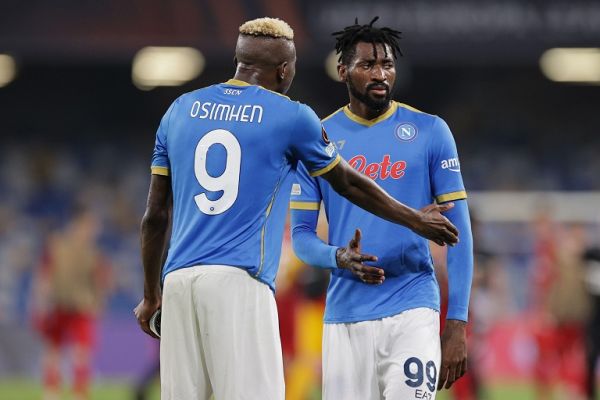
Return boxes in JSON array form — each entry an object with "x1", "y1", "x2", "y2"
[
  {"x1": 342, "y1": 101, "x2": 398, "y2": 127},
  {"x1": 290, "y1": 201, "x2": 320, "y2": 211},
  {"x1": 436, "y1": 190, "x2": 467, "y2": 203},
  {"x1": 309, "y1": 154, "x2": 341, "y2": 177},
  {"x1": 151, "y1": 166, "x2": 170, "y2": 176}
]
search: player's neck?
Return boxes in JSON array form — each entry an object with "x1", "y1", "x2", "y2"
[
  {"x1": 347, "y1": 98, "x2": 392, "y2": 121},
  {"x1": 232, "y1": 71, "x2": 279, "y2": 93}
]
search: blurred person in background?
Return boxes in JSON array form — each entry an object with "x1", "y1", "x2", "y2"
[
  {"x1": 0, "y1": 204, "x2": 39, "y2": 377},
  {"x1": 32, "y1": 207, "x2": 112, "y2": 400},
  {"x1": 531, "y1": 215, "x2": 590, "y2": 400},
  {"x1": 290, "y1": 17, "x2": 473, "y2": 400},
  {"x1": 276, "y1": 218, "x2": 326, "y2": 400},
  {"x1": 134, "y1": 16, "x2": 458, "y2": 400},
  {"x1": 281, "y1": 266, "x2": 329, "y2": 400},
  {"x1": 583, "y1": 248, "x2": 600, "y2": 400}
]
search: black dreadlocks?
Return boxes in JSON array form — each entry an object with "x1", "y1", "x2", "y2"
[{"x1": 332, "y1": 17, "x2": 402, "y2": 65}]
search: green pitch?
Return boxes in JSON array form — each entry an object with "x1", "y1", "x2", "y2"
[
  {"x1": 0, "y1": 379, "x2": 597, "y2": 400},
  {"x1": 0, "y1": 379, "x2": 159, "y2": 400}
]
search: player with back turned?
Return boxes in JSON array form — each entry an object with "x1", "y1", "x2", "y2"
[
  {"x1": 134, "y1": 17, "x2": 459, "y2": 400},
  {"x1": 290, "y1": 17, "x2": 474, "y2": 400}
]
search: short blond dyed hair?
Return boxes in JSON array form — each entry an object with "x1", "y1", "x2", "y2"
[{"x1": 239, "y1": 17, "x2": 294, "y2": 40}]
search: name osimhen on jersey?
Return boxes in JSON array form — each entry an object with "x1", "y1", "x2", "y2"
[{"x1": 151, "y1": 80, "x2": 340, "y2": 290}]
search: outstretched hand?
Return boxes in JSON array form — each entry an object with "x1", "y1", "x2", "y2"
[
  {"x1": 336, "y1": 229, "x2": 384, "y2": 284},
  {"x1": 413, "y1": 203, "x2": 459, "y2": 246}
]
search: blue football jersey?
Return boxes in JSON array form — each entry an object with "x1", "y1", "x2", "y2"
[
  {"x1": 290, "y1": 101, "x2": 466, "y2": 323},
  {"x1": 151, "y1": 79, "x2": 340, "y2": 289}
]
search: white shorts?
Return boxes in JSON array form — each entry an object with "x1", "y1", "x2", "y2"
[
  {"x1": 323, "y1": 307, "x2": 441, "y2": 400},
  {"x1": 160, "y1": 265, "x2": 284, "y2": 400}
]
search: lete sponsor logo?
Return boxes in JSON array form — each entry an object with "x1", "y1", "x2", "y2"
[
  {"x1": 348, "y1": 154, "x2": 406, "y2": 180},
  {"x1": 441, "y1": 157, "x2": 460, "y2": 172}
]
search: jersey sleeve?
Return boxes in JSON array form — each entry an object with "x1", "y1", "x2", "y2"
[
  {"x1": 289, "y1": 104, "x2": 341, "y2": 177},
  {"x1": 429, "y1": 117, "x2": 467, "y2": 203},
  {"x1": 445, "y1": 199, "x2": 474, "y2": 321},
  {"x1": 289, "y1": 162, "x2": 338, "y2": 269},
  {"x1": 150, "y1": 100, "x2": 177, "y2": 176}
]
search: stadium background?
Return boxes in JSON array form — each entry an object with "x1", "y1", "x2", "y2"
[{"x1": 1, "y1": 0, "x2": 600, "y2": 399}]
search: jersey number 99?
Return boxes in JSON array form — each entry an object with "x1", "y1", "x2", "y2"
[
  {"x1": 194, "y1": 129, "x2": 241, "y2": 215},
  {"x1": 404, "y1": 357, "x2": 437, "y2": 392}
]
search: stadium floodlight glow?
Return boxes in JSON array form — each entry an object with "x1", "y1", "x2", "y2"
[
  {"x1": 325, "y1": 50, "x2": 341, "y2": 82},
  {"x1": 132, "y1": 47, "x2": 205, "y2": 90},
  {"x1": 540, "y1": 48, "x2": 600, "y2": 84},
  {"x1": 0, "y1": 54, "x2": 17, "y2": 88}
]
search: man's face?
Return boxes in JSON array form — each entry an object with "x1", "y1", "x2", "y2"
[{"x1": 339, "y1": 41, "x2": 396, "y2": 111}]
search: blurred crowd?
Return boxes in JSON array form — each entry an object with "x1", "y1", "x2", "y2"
[{"x1": 0, "y1": 140, "x2": 599, "y2": 399}]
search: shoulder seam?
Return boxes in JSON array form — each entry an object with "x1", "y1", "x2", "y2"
[
  {"x1": 257, "y1": 86, "x2": 292, "y2": 101},
  {"x1": 165, "y1": 95, "x2": 184, "y2": 134},
  {"x1": 321, "y1": 107, "x2": 344, "y2": 123},
  {"x1": 395, "y1": 101, "x2": 436, "y2": 117}
]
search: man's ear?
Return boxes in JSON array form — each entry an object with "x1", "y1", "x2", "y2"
[
  {"x1": 233, "y1": 56, "x2": 238, "y2": 67},
  {"x1": 276, "y1": 61, "x2": 288, "y2": 82},
  {"x1": 337, "y1": 63, "x2": 347, "y2": 82}
]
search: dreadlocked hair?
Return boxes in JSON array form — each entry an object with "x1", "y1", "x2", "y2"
[{"x1": 332, "y1": 16, "x2": 402, "y2": 65}]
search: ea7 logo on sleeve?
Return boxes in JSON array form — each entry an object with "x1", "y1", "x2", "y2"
[
  {"x1": 441, "y1": 157, "x2": 460, "y2": 172},
  {"x1": 325, "y1": 143, "x2": 336, "y2": 157}
]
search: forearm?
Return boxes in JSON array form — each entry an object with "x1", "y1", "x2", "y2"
[
  {"x1": 325, "y1": 160, "x2": 420, "y2": 229},
  {"x1": 140, "y1": 208, "x2": 170, "y2": 299},
  {"x1": 291, "y1": 209, "x2": 338, "y2": 269},
  {"x1": 445, "y1": 200, "x2": 473, "y2": 321}
]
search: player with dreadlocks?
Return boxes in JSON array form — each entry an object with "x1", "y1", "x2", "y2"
[{"x1": 290, "y1": 17, "x2": 474, "y2": 399}]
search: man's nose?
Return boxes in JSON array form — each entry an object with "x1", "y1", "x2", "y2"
[{"x1": 371, "y1": 65, "x2": 385, "y2": 81}]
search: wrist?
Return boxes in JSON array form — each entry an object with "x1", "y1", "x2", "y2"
[
  {"x1": 143, "y1": 286, "x2": 161, "y2": 302},
  {"x1": 445, "y1": 319, "x2": 467, "y2": 330},
  {"x1": 405, "y1": 208, "x2": 422, "y2": 231},
  {"x1": 335, "y1": 247, "x2": 344, "y2": 268},
  {"x1": 331, "y1": 247, "x2": 341, "y2": 269}
]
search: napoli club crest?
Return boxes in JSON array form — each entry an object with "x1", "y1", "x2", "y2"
[{"x1": 395, "y1": 123, "x2": 418, "y2": 141}]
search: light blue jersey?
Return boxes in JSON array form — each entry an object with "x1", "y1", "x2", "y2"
[
  {"x1": 151, "y1": 79, "x2": 340, "y2": 290},
  {"x1": 291, "y1": 101, "x2": 467, "y2": 323}
]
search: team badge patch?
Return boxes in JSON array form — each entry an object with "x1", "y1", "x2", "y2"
[
  {"x1": 395, "y1": 123, "x2": 418, "y2": 141},
  {"x1": 321, "y1": 126, "x2": 331, "y2": 144},
  {"x1": 291, "y1": 183, "x2": 301, "y2": 196}
]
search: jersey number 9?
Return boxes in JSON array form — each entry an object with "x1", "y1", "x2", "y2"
[{"x1": 194, "y1": 129, "x2": 241, "y2": 215}]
